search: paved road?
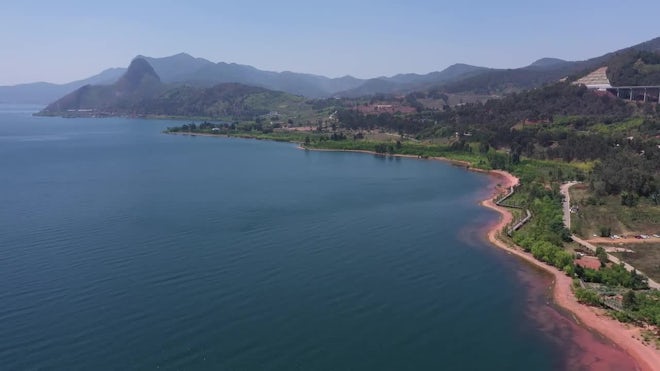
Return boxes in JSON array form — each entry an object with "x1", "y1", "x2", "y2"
[
  {"x1": 587, "y1": 236, "x2": 660, "y2": 245},
  {"x1": 560, "y1": 181, "x2": 578, "y2": 230},
  {"x1": 560, "y1": 182, "x2": 660, "y2": 290}
]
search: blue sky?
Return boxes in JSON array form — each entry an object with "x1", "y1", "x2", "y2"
[{"x1": 1, "y1": 0, "x2": 658, "y2": 85}]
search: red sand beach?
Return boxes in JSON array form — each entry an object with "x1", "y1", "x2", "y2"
[
  {"x1": 483, "y1": 170, "x2": 660, "y2": 371},
  {"x1": 299, "y1": 145, "x2": 659, "y2": 370},
  {"x1": 194, "y1": 141, "x2": 658, "y2": 369}
]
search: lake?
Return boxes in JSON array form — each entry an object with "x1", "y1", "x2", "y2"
[{"x1": 0, "y1": 105, "x2": 635, "y2": 370}]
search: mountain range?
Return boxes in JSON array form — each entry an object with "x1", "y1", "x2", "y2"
[
  {"x1": 5, "y1": 36, "x2": 660, "y2": 105},
  {"x1": 39, "y1": 58, "x2": 313, "y2": 120},
  {"x1": 0, "y1": 68, "x2": 125, "y2": 104}
]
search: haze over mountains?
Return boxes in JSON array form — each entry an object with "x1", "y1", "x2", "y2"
[
  {"x1": 4, "y1": 36, "x2": 660, "y2": 105},
  {"x1": 39, "y1": 58, "x2": 312, "y2": 119},
  {"x1": 0, "y1": 68, "x2": 126, "y2": 104}
]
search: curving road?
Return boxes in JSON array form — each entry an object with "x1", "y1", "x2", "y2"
[{"x1": 560, "y1": 182, "x2": 659, "y2": 290}]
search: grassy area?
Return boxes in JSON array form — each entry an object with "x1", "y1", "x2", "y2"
[
  {"x1": 166, "y1": 126, "x2": 500, "y2": 170},
  {"x1": 512, "y1": 158, "x2": 589, "y2": 187},
  {"x1": 539, "y1": 115, "x2": 648, "y2": 138},
  {"x1": 570, "y1": 185, "x2": 660, "y2": 238},
  {"x1": 306, "y1": 139, "x2": 495, "y2": 170},
  {"x1": 591, "y1": 117, "x2": 644, "y2": 136},
  {"x1": 167, "y1": 126, "x2": 593, "y2": 184},
  {"x1": 166, "y1": 124, "x2": 660, "y2": 337},
  {"x1": 502, "y1": 188, "x2": 526, "y2": 203},
  {"x1": 610, "y1": 243, "x2": 660, "y2": 283},
  {"x1": 230, "y1": 130, "x2": 311, "y2": 142},
  {"x1": 509, "y1": 208, "x2": 525, "y2": 222}
]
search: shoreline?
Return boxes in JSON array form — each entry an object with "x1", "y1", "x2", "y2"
[
  {"x1": 299, "y1": 145, "x2": 660, "y2": 370},
  {"x1": 168, "y1": 133, "x2": 479, "y2": 170},
  {"x1": 295, "y1": 145, "x2": 477, "y2": 169},
  {"x1": 166, "y1": 131, "x2": 229, "y2": 138},
  {"x1": 482, "y1": 171, "x2": 660, "y2": 371},
  {"x1": 172, "y1": 135, "x2": 659, "y2": 369}
]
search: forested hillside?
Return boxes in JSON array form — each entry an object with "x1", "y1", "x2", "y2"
[
  {"x1": 608, "y1": 50, "x2": 660, "y2": 86},
  {"x1": 139, "y1": 83, "x2": 311, "y2": 120},
  {"x1": 336, "y1": 82, "x2": 660, "y2": 201}
]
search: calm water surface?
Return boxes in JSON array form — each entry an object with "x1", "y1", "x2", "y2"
[{"x1": 0, "y1": 105, "x2": 633, "y2": 370}]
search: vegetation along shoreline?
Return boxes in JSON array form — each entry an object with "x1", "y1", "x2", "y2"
[
  {"x1": 165, "y1": 129, "x2": 660, "y2": 370},
  {"x1": 41, "y1": 38, "x2": 660, "y2": 368}
]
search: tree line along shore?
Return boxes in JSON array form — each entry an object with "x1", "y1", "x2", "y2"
[
  {"x1": 167, "y1": 123, "x2": 660, "y2": 369},
  {"x1": 164, "y1": 83, "x2": 660, "y2": 355},
  {"x1": 155, "y1": 56, "x2": 660, "y2": 366},
  {"x1": 28, "y1": 36, "x2": 660, "y2": 369}
]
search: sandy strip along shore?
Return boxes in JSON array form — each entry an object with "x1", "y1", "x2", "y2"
[
  {"x1": 483, "y1": 170, "x2": 659, "y2": 371},
  {"x1": 301, "y1": 147, "x2": 660, "y2": 370},
  {"x1": 174, "y1": 137, "x2": 659, "y2": 369}
]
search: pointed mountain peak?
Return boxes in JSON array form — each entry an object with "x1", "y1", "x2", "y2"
[
  {"x1": 115, "y1": 58, "x2": 161, "y2": 91},
  {"x1": 127, "y1": 58, "x2": 159, "y2": 75}
]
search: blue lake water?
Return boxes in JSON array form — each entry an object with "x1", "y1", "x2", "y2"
[{"x1": 0, "y1": 105, "x2": 633, "y2": 370}]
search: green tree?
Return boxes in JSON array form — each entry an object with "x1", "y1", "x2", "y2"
[
  {"x1": 620, "y1": 191, "x2": 638, "y2": 207},
  {"x1": 374, "y1": 143, "x2": 387, "y2": 153},
  {"x1": 574, "y1": 287, "x2": 602, "y2": 306},
  {"x1": 478, "y1": 140, "x2": 490, "y2": 154},
  {"x1": 595, "y1": 246, "x2": 608, "y2": 267},
  {"x1": 630, "y1": 269, "x2": 649, "y2": 290},
  {"x1": 622, "y1": 289, "x2": 637, "y2": 310},
  {"x1": 599, "y1": 226, "x2": 611, "y2": 238}
]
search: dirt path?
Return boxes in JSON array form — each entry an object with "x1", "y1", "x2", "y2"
[
  {"x1": 561, "y1": 181, "x2": 579, "y2": 229},
  {"x1": 587, "y1": 237, "x2": 660, "y2": 245},
  {"x1": 560, "y1": 182, "x2": 660, "y2": 290},
  {"x1": 485, "y1": 175, "x2": 660, "y2": 371}
]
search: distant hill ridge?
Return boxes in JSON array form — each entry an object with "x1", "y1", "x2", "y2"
[
  {"x1": 0, "y1": 68, "x2": 125, "y2": 104},
  {"x1": 39, "y1": 58, "x2": 312, "y2": 120},
  {"x1": 526, "y1": 58, "x2": 569, "y2": 69},
  {"x1": 6, "y1": 36, "x2": 660, "y2": 104}
]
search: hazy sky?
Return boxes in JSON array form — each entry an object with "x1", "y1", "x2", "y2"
[{"x1": 1, "y1": 0, "x2": 658, "y2": 85}]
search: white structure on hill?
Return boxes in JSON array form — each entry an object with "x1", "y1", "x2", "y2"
[
  {"x1": 573, "y1": 67, "x2": 612, "y2": 90},
  {"x1": 573, "y1": 66, "x2": 660, "y2": 102}
]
